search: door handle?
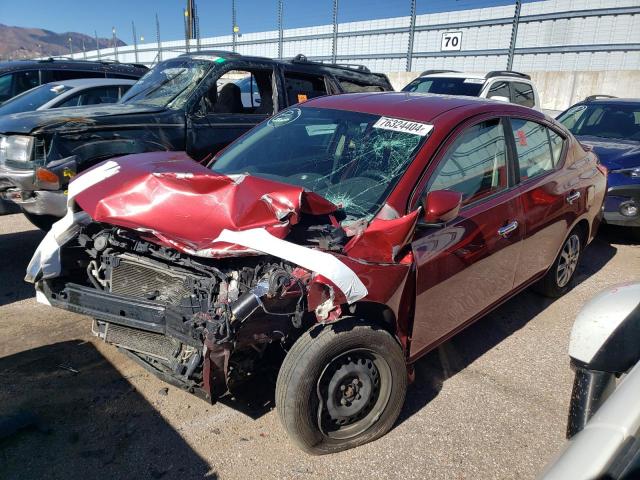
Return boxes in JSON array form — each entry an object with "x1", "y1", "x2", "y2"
[
  {"x1": 498, "y1": 220, "x2": 519, "y2": 237},
  {"x1": 567, "y1": 191, "x2": 581, "y2": 204}
]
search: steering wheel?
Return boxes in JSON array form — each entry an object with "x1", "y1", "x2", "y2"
[{"x1": 358, "y1": 170, "x2": 389, "y2": 183}]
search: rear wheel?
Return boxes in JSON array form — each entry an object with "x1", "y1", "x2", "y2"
[
  {"x1": 23, "y1": 211, "x2": 58, "y2": 231},
  {"x1": 276, "y1": 320, "x2": 407, "y2": 454},
  {"x1": 534, "y1": 230, "x2": 582, "y2": 298}
]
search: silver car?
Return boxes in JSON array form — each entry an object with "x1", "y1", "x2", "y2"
[{"x1": 0, "y1": 78, "x2": 136, "y2": 116}]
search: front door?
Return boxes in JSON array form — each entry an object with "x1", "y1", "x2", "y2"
[
  {"x1": 409, "y1": 118, "x2": 524, "y2": 359},
  {"x1": 187, "y1": 67, "x2": 276, "y2": 162}
]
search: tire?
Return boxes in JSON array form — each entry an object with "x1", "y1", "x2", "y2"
[
  {"x1": 276, "y1": 319, "x2": 407, "y2": 455},
  {"x1": 23, "y1": 211, "x2": 58, "y2": 231},
  {"x1": 534, "y1": 229, "x2": 583, "y2": 298}
]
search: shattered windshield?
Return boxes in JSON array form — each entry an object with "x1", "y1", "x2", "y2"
[
  {"x1": 211, "y1": 107, "x2": 431, "y2": 219},
  {"x1": 120, "y1": 58, "x2": 211, "y2": 108}
]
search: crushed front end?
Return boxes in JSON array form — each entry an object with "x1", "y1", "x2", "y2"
[{"x1": 27, "y1": 152, "x2": 417, "y2": 403}]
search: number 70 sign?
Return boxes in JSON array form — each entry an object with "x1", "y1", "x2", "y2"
[{"x1": 441, "y1": 32, "x2": 462, "y2": 51}]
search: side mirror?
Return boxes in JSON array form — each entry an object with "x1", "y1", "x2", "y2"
[
  {"x1": 489, "y1": 95, "x2": 510, "y2": 103},
  {"x1": 422, "y1": 190, "x2": 463, "y2": 224}
]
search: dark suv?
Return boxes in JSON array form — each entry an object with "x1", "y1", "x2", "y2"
[
  {"x1": 0, "y1": 58, "x2": 147, "y2": 103},
  {"x1": 0, "y1": 51, "x2": 392, "y2": 228}
]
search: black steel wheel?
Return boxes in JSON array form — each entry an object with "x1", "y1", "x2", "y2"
[{"x1": 276, "y1": 319, "x2": 407, "y2": 454}]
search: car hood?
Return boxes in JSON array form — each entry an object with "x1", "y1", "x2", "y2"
[
  {"x1": 577, "y1": 136, "x2": 640, "y2": 170},
  {"x1": 72, "y1": 151, "x2": 419, "y2": 264},
  {"x1": 0, "y1": 103, "x2": 165, "y2": 135}
]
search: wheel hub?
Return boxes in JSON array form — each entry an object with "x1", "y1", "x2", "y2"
[{"x1": 324, "y1": 355, "x2": 380, "y2": 427}]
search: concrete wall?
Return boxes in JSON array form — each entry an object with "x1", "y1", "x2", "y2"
[{"x1": 385, "y1": 70, "x2": 640, "y2": 112}]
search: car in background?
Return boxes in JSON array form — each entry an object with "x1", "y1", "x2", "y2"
[
  {"x1": 26, "y1": 93, "x2": 606, "y2": 454},
  {"x1": 402, "y1": 70, "x2": 540, "y2": 109},
  {"x1": 0, "y1": 51, "x2": 392, "y2": 229},
  {"x1": 0, "y1": 78, "x2": 135, "y2": 116},
  {"x1": 0, "y1": 58, "x2": 147, "y2": 103},
  {"x1": 557, "y1": 96, "x2": 640, "y2": 237},
  {"x1": 541, "y1": 282, "x2": 640, "y2": 479}
]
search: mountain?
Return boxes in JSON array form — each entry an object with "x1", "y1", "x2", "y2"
[{"x1": 0, "y1": 24, "x2": 127, "y2": 61}]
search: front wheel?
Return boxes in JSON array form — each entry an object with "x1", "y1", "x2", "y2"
[
  {"x1": 276, "y1": 320, "x2": 407, "y2": 454},
  {"x1": 534, "y1": 230, "x2": 582, "y2": 298}
]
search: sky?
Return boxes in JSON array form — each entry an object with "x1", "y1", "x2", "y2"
[{"x1": 0, "y1": 0, "x2": 537, "y2": 44}]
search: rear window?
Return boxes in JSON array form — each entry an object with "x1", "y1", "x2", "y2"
[
  {"x1": 0, "y1": 83, "x2": 73, "y2": 115},
  {"x1": 511, "y1": 82, "x2": 535, "y2": 108},
  {"x1": 402, "y1": 77, "x2": 483, "y2": 97},
  {"x1": 338, "y1": 79, "x2": 384, "y2": 93},
  {"x1": 283, "y1": 73, "x2": 327, "y2": 105}
]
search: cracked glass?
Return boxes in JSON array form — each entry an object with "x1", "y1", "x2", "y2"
[{"x1": 211, "y1": 107, "x2": 430, "y2": 219}]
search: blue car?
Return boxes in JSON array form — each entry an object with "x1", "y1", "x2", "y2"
[{"x1": 557, "y1": 97, "x2": 640, "y2": 235}]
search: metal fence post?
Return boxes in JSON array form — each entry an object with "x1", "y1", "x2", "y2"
[
  {"x1": 277, "y1": 0, "x2": 284, "y2": 59},
  {"x1": 406, "y1": 0, "x2": 416, "y2": 72},
  {"x1": 156, "y1": 13, "x2": 162, "y2": 62},
  {"x1": 132, "y1": 21, "x2": 139, "y2": 63},
  {"x1": 112, "y1": 27, "x2": 119, "y2": 61},
  {"x1": 332, "y1": 0, "x2": 339, "y2": 63},
  {"x1": 232, "y1": 0, "x2": 237, "y2": 52},
  {"x1": 82, "y1": 39, "x2": 87, "y2": 59},
  {"x1": 507, "y1": 0, "x2": 521, "y2": 70},
  {"x1": 95, "y1": 31, "x2": 101, "y2": 60}
]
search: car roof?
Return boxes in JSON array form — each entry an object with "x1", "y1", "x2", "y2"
[
  {"x1": 581, "y1": 98, "x2": 640, "y2": 106},
  {"x1": 303, "y1": 92, "x2": 544, "y2": 123},
  {"x1": 419, "y1": 72, "x2": 486, "y2": 80},
  {"x1": 45, "y1": 78, "x2": 137, "y2": 88}
]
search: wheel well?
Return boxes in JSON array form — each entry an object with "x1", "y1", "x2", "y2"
[
  {"x1": 574, "y1": 219, "x2": 590, "y2": 246},
  {"x1": 349, "y1": 302, "x2": 398, "y2": 335}
]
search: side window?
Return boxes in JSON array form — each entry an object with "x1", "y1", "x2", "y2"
[
  {"x1": 486, "y1": 81, "x2": 510, "y2": 101},
  {"x1": 283, "y1": 72, "x2": 327, "y2": 105},
  {"x1": 337, "y1": 78, "x2": 384, "y2": 93},
  {"x1": 426, "y1": 119, "x2": 508, "y2": 205},
  {"x1": 13, "y1": 70, "x2": 40, "y2": 97},
  {"x1": 510, "y1": 82, "x2": 535, "y2": 108},
  {"x1": 205, "y1": 69, "x2": 274, "y2": 115},
  {"x1": 52, "y1": 70, "x2": 105, "y2": 81},
  {"x1": 511, "y1": 119, "x2": 555, "y2": 180},
  {"x1": 0, "y1": 74, "x2": 13, "y2": 102},
  {"x1": 56, "y1": 86, "x2": 121, "y2": 108},
  {"x1": 548, "y1": 129, "x2": 565, "y2": 166}
]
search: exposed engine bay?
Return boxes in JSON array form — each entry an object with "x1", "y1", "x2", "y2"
[{"x1": 43, "y1": 224, "x2": 324, "y2": 402}]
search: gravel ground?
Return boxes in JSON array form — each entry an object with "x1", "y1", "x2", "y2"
[{"x1": 0, "y1": 213, "x2": 638, "y2": 480}]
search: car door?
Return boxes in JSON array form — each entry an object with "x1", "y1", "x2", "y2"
[
  {"x1": 509, "y1": 117, "x2": 585, "y2": 286},
  {"x1": 409, "y1": 117, "x2": 524, "y2": 359},
  {"x1": 187, "y1": 66, "x2": 277, "y2": 162}
]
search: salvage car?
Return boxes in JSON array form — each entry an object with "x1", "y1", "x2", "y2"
[
  {"x1": 557, "y1": 96, "x2": 640, "y2": 237},
  {"x1": 0, "y1": 51, "x2": 392, "y2": 229},
  {"x1": 26, "y1": 93, "x2": 606, "y2": 454}
]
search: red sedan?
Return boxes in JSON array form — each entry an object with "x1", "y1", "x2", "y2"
[{"x1": 27, "y1": 92, "x2": 606, "y2": 454}]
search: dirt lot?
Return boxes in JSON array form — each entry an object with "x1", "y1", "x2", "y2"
[{"x1": 0, "y1": 213, "x2": 638, "y2": 480}]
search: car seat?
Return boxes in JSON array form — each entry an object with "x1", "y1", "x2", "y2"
[{"x1": 214, "y1": 83, "x2": 243, "y2": 113}]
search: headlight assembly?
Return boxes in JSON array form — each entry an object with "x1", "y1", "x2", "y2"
[{"x1": 0, "y1": 135, "x2": 35, "y2": 163}]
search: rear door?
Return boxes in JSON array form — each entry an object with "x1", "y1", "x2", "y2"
[
  {"x1": 508, "y1": 117, "x2": 584, "y2": 286},
  {"x1": 409, "y1": 117, "x2": 524, "y2": 359}
]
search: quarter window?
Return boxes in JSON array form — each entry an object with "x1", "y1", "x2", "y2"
[
  {"x1": 426, "y1": 119, "x2": 508, "y2": 205},
  {"x1": 511, "y1": 119, "x2": 555, "y2": 180}
]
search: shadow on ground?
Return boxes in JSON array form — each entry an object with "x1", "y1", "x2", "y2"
[
  {"x1": 398, "y1": 230, "x2": 618, "y2": 425},
  {"x1": 0, "y1": 341, "x2": 216, "y2": 479},
  {"x1": 0, "y1": 228, "x2": 44, "y2": 307}
]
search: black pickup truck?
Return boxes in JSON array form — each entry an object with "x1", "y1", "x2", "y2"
[{"x1": 0, "y1": 51, "x2": 392, "y2": 229}]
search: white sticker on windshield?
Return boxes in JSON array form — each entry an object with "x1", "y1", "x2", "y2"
[
  {"x1": 190, "y1": 55, "x2": 221, "y2": 62},
  {"x1": 463, "y1": 78, "x2": 485, "y2": 84},
  {"x1": 373, "y1": 117, "x2": 433, "y2": 137}
]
